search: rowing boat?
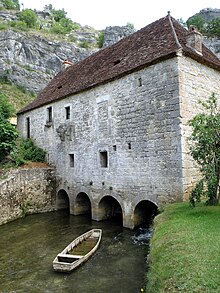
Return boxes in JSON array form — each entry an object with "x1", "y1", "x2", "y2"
[{"x1": 53, "y1": 229, "x2": 102, "y2": 272}]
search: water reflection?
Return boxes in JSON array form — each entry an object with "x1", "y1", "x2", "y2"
[{"x1": 0, "y1": 211, "x2": 151, "y2": 293}]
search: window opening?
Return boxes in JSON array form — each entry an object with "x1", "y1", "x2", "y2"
[
  {"x1": 128, "y1": 142, "x2": 131, "y2": 149},
  {"x1": 138, "y1": 77, "x2": 142, "y2": 87},
  {"x1": 113, "y1": 145, "x2": 117, "y2": 151},
  {"x1": 47, "y1": 107, "x2": 52, "y2": 123},
  {"x1": 113, "y1": 59, "x2": 121, "y2": 65},
  {"x1": 65, "y1": 106, "x2": 70, "y2": 119},
  {"x1": 100, "y1": 151, "x2": 108, "y2": 168},
  {"x1": 69, "y1": 154, "x2": 74, "y2": 167},
  {"x1": 26, "y1": 117, "x2": 30, "y2": 138}
]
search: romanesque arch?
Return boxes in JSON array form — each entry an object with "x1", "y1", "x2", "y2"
[
  {"x1": 56, "y1": 189, "x2": 70, "y2": 211},
  {"x1": 133, "y1": 200, "x2": 158, "y2": 228},
  {"x1": 74, "y1": 192, "x2": 92, "y2": 216},
  {"x1": 98, "y1": 196, "x2": 123, "y2": 224}
]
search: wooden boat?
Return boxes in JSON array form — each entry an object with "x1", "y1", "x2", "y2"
[{"x1": 53, "y1": 229, "x2": 102, "y2": 272}]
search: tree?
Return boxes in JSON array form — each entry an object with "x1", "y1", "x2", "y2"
[
  {"x1": 2, "y1": 0, "x2": 20, "y2": 10},
  {"x1": 206, "y1": 18, "x2": 220, "y2": 38},
  {"x1": 186, "y1": 15, "x2": 205, "y2": 33},
  {"x1": 0, "y1": 93, "x2": 18, "y2": 162},
  {"x1": 18, "y1": 9, "x2": 38, "y2": 28},
  {"x1": 188, "y1": 93, "x2": 220, "y2": 206}
]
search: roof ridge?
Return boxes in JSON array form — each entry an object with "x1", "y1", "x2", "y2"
[{"x1": 167, "y1": 12, "x2": 182, "y2": 49}]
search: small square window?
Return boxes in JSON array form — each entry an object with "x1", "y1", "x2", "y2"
[
  {"x1": 69, "y1": 154, "x2": 74, "y2": 167},
  {"x1": 65, "y1": 106, "x2": 70, "y2": 119},
  {"x1": 100, "y1": 151, "x2": 108, "y2": 168}
]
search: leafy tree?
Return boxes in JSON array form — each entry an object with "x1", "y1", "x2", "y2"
[
  {"x1": 0, "y1": 93, "x2": 18, "y2": 162},
  {"x1": 18, "y1": 9, "x2": 37, "y2": 28},
  {"x1": 97, "y1": 31, "x2": 104, "y2": 48},
  {"x1": 206, "y1": 18, "x2": 220, "y2": 38},
  {"x1": 188, "y1": 93, "x2": 220, "y2": 206},
  {"x1": 186, "y1": 15, "x2": 205, "y2": 33},
  {"x1": 2, "y1": 0, "x2": 20, "y2": 10},
  {"x1": 51, "y1": 8, "x2": 67, "y2": 22}
]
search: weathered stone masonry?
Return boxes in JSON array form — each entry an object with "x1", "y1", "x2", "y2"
[{"x1": 0, "y1": 168, "x2": 56, "y2": 225}]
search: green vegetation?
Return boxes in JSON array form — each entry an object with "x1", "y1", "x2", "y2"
[
  {"x1": 18, "y1": 9, "x2": 37, "y2": 28},
  {"x1": 0, "y1": 92, "x2": 18, "y2": 162},
  {"x1": 146, "y1": 202, "x2": 220, "y2": 292},
  {"x1": 188, "y1": 94, "x2": 220, "y2": 206},
  {"x1": 0, "y1": 81, "x2": 35, "y2": 112},
  {"x1": 186, "y1": 15, "x2": 220, "y2": 37},
  {"x1": 97, "y1": 31, "x2": 104, "y2": 48},
  {"x1": 1, "y1": 0, "x2": 20, "y2": 10},
  {"x1": 11, "y1": 138, "x2": 46, "y2": 166}
]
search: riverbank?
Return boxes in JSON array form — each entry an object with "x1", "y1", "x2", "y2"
[{"x1": 146, "y1": 202, "x2": 220, "y2": 292}]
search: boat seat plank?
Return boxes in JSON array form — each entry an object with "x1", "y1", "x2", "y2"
[{"x1": 57, "y1": 253, "x2": 83, "y2": 259}]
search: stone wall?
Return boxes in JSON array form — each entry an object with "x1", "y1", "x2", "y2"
[
  {"x1": 0, "y1": 167, "x2": 56, "y2": 225},
  {"x1": 178, "y1": 55, "x2": 220, "y2": 199},
  {"x1": 17, "y1": 57, "x2": 182, "y2": 208}
]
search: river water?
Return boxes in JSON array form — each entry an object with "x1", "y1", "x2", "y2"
[{"x1": 0, "y1": 211, "x2": 152, "y2": 293}]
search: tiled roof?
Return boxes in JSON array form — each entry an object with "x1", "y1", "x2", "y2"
[{"x1": 18, "y1": 15, "x2": 220, "y2": 114}]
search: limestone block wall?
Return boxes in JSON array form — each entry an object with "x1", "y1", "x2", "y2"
[
  {"x1": 178, "y1": 55, "x2": 220, "y2": 199},
  {"x1": 0, "y1": 168, "x2": 56, "y2": 225},
  {"x1": 18, "y1": 57, "x2": 183, "y2": 206}
]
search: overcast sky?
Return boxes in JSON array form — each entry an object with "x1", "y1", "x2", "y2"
[{"x1": 20, "y1": 0, "x2": 219, "y2": 30}]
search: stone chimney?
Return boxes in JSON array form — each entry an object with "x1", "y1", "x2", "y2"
[
  {"x1": 62, "y1": 59, "x2": 74, "y2": 70},
  {"x1": 186, "y1": 25, "x2": 203, "y2": 55}
]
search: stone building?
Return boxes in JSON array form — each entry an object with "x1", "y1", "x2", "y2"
[{"x1": 17, "y1": 14, "x2": 220, "y2": 229}]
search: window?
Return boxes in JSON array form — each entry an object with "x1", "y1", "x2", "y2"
[
  {"x1": 47, "y1": 107, "x2": 52, "y2": 123},
  {"x1": 128, "y1": 142, "x2": 131, "y2": 150},
  {"x1": 138, "y1": 77, "x2": 142, "y2": 87},
  {"x1": 69, "y1": 154, "x2": 74, "y2": 167},
  {"x1": 65, "y1": 106, "x2": 70, "y2": 120},
  {"x1": 100, "y1": 151, "x2": 108, "y2": 168},
  {"x1": 26, "y1": 117, "x2": 30, "y2": 138},
  {"x1": 113, "y1": 145, "x2": 117, "y2": 151}
]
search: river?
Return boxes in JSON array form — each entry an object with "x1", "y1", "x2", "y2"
[{"x1": 0, "y1": 211, "x2": 152, "y2": 293}]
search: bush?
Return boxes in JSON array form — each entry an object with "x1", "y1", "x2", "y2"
[
  {"x1": 2, "y1": 0, "x2": 20, "y2": 10},
  {"x1": 11, "y1": 138, "x2": 46, "y2": 166},
  {"x1": 97, "y1": 31, "x2": 104, "y2": 48},
  {"x1": 18, "y1": 9, "x2": 38, "y2": 29},
  {"x1": 0, "y1": 93, "x2": 18, "y2": 162}
]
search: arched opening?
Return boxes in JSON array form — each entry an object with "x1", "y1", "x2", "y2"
[
  {"x1": 134, "y1": 200, "x2": 158, "y2": 228},
  {"x1": 98, "y1": 196, "x2": 123, "y2": 225},
  {"x1": 57, "y1": 189, "x2": 70, "y2": 211},
  {"x1": 75, "y1": 192, "x2": 91, "y2": 217}
]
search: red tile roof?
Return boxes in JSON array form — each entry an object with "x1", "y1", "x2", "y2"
[{"x1": 18, "y1": 15, "x2": 220, "y2": 114}]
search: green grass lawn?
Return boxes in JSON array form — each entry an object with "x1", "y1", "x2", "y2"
[{"x1": 145, "y1": 203, "x2": 220, "y2": 293}]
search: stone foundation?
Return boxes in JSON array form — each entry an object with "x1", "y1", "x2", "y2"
[{"x1": 0, "y1": 167, "x2": 56, "y2": 225}]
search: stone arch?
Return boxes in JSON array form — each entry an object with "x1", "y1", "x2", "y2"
[
  {"x1": 133, "y1": 200, "x2": 158, "y2": 228},
  {"x1": 74, "y1": 192, "x2": 92, "y2": 216},
  {"x1": 98, "y1": 196, "x2": 123, "y2": 225},
  {"x1": 56, "y1": 189, "x2": 70, "y2": 211}
]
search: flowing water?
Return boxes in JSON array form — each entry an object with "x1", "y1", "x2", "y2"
[{"x1": 0, "y1": 211, "x2": 152, "y2": 293}]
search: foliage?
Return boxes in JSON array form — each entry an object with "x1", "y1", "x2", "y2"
[
  {"x1": 1, "y1": 0, "x2": 20, "y2": 10},
  {"x1": 186, "y1": 15, "x2": 220, "y2": 37},
  {"x1": 0, "y1": 92, "x2": 18, "y2": 162},
  {"x1": 79, "y1": 40, "x2": 90, "y2": 49},
  {"x1": 186, "y1": 15, "x2": 206, "y2": 33},
  {"x1": 206, "y1": 18, "x2": 220, "y2": 38},
  {"x1": 146, "y1": 203, "x2": 220, "y2": 292},
  {"x1": 51, "y1": 8, "x2": 67, "y2": 22},
  {"x1": 178, "y1": 18, "x2": 187, "y2": 28},
  {"x1": 11, "y1": 138, "x2": 46, "y2": 166},
  {"x1": 18, "y1": 9, "x2": 38, "y2": 28},
  {"x1": 188, "y1": 93, "x2": 220, "y2": 206},
  {"x1": 97, "y1": 31, "x2": 104, "y2": 48},
  {"x1": 126, "y1": 22, "x2": 134, "y2": 29}
]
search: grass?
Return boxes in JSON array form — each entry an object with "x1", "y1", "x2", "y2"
[
  {"x1": 0, "y1": 82, "x2": 35, "y2": 112},
  {"x1": 145, "y1": 202, "x2": 220, "y2": 293}
]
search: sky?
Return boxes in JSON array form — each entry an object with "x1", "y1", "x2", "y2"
[{"x1": 20, "y1": 0, "x2": 219, "y2": 30}]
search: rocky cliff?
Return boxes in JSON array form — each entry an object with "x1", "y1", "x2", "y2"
[{"x1": 0, "y1": 9, "x2": 219, "y2": 95}]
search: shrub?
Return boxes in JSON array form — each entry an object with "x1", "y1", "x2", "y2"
[
  {"x1": 18, "y1": 9, "x2": 38, "y2": 29},
  {"x1": 11, "y1": 138, "x2": 46, "y2": 166},
  {"x1": 97, "y1": 31, "x2": 104, "y2": 48}
]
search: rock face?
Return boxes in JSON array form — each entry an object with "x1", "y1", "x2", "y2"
[
  {"x1": 188, "y1": 8, "x2": 220, "y2": 22},
  {"x1": 103, "y1": 25, "x2": 135, "y2": 47},
  {"x1": 0, "y1": 29, "x2": 97, "y2": 94}
]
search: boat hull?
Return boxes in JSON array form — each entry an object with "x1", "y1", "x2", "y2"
[{"x1": 53, "y1": 229, "x2": 102, "y2": 272}]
